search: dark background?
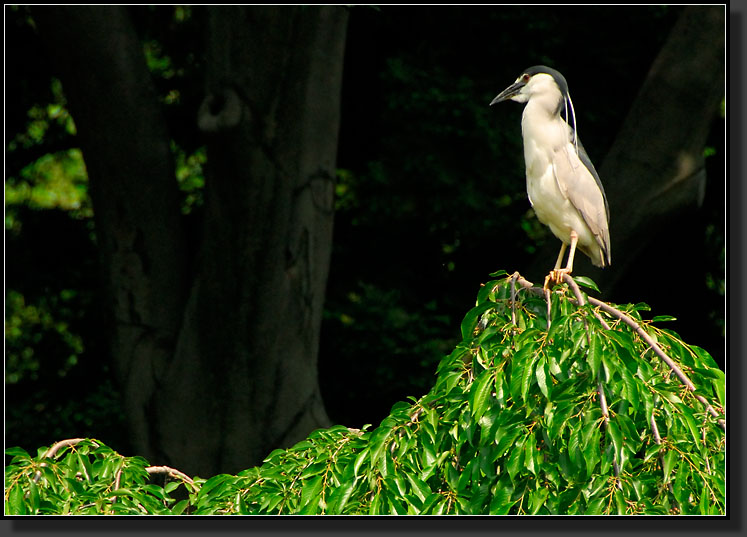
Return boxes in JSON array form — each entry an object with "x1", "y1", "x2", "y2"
[{"x1": 5, "y1": 5, "x2": 725, "y2": 463}]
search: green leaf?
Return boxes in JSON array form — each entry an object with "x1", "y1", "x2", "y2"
[
  {"x1": 676, "y1": 404, "x2": 702, "y2": 446},
  {"x1": 582, "y1": 426, "x2": 601, "y2": 478},
  {"x1": 494, "y1": 368, "x2": 506, "y2": 406},
  {"x1": 26, "y1": 479, "x2": 40, "y2": 514},
  {"x1": 198, "y1": 474, "x2": 231, "y2": 497},
  {"x1": 143, "y1": 484, "x2": 170, "y2": 502},
  {"x1": 366, "y1": 490, "x2": 382, "y2": 515},
  {"x1": 573, "y1": 275, "x2": 600, "y2": 293},
  {"x1": 405, "y1": 474, "x2": 431, "y2": 504},
  {"x1": 298, "y1": 475, "x2": 324, "y2": 514},
  {"x1": 701, "y1": 368, "x2": 726, "y2": 407},
  {"x1": 353, "y1": 447, "x2": 370, "y2": 477},
  {"x1": 524, "y1": 433, "x2": 537, "y2": 476},
  {"x1": 672, "y1": 461, "x2": 690, "y2": 507},
  {"x1": 662, "y1": 449, "x2": 677, "y2": 482},
  {"x1": 586, "y1": 332, "x2": 602, "y2": 377},
  {"x1": 4, "y1": 446, "x2": 30, "y2": 458},
  {"x1": 657, "y1": 388, "x2": 683, "y2": 405},
  {"x1": 689, "y1": 366, "x2": 724, "y2": 381},
  {"x1": 535, "y1": 357, "x2": 550, "y2": 400},
  {"x1": 109, "y1": 488, "x2": 134, "y2": 498},
  {"x1": 698, "y1": 483, "x2": 710, "y2": 515},
  {"x1": 461, "y1": 302, "x2": 497, "y2": 340},
  {"x1": 620, "y1": 367, "x2": 639, "y2": 412},
  {"x1": 421, "y1": 451, "x2": 449, "y2": 482},
  {"x1": 644, "y1": 442, "x2": 664, "y2": 462},
  {"x1": 8, "y1": 484, "x2": 27, "y2": 515},
  {"x1": 387, "y1": 493, "x2": 407, "y2": 515},
  {"x1": 164, "y1": 480, "x2": 181, "y2": 494},
  {"x1": 600, "y1": 349, "x2": 616, "y2": 383},
  {"x1": 506, "y1": 436, "x2": 526, "y2": 481},
  {"x1": 509, "y1": 359, "x2": 525, "y2": 403},
  {"x1": 585, "y1": 497, "x2": 605, "y2": 515},
  {"x1": 614, "y1": 488, "x2": 627, "y2": 515},
  {"x1": 690, "y1": 345, "x2": 720, "y2": 369},
  {"x1": 520, "y1": 351, "x2": 539, "y2": 402},
  {"x1": 494, "y1": 426, "x2": 525, "y2": 459},
  {"x1": 469, "y1": 369, "x2": 494, "y2": 419},
  {"x1": 170, "y1": 499, "x2": 190, "y2": 515},
  {"x1": 615, "y1": 340, "x2": 638, "y2": 374},
  {"x1": 529, "y1": 487, "x2": 549, "y2": 514},
  {"x1": 489, "y1": 485, "x2": 516, "y2": 515}
]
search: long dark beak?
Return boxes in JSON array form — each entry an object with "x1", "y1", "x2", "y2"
[{"x1": 490, "y1": 81, "x2": 525, "y2": 106}]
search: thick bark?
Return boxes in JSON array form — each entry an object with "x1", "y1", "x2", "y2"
[
  {"x1": 527, "y1": 5, "x2": 725, "y2": 297},
  {"x1": 32, "y1": 6, "x2": 189, "y2": 462},
  {"x1": 34, "y1": 6, "x2": 348, "y2": 476},
  {"x1": 158, "y1": 6, "x2": 347, "y2": 476}
]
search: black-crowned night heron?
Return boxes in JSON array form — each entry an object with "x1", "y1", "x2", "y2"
[{"x1": 490, "y1": 65, "x2": 611, "y2": 286}]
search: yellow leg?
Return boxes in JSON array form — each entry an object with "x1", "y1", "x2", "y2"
[
  {"x1": 544, "y1": 231, "x2": 579, "y2": 289},
  {"x1": 553, "y1": 242, "x2": 567, "y2": 270},
  {"x1": 563, "y1": 231, "x2": 579, "y2": 273}
]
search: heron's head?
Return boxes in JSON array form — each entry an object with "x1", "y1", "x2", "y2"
[{"x1": 490, "y1": 65, "x2": 569, "y2": 108}]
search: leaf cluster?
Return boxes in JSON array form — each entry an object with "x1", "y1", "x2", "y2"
[
  {"x1": 4, "y1": 440, "x2": 197, "y2": 515},
  {"x1": 5, "y1": 273, "x2": 725, "y2": 515}
]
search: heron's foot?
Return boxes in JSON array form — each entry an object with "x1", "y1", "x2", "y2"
[{"x1": 544, "y1": 268, "x2": 572, "y2": 290}]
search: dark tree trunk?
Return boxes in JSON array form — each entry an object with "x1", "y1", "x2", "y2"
[
  {"x1": 34, "y1": 5, "x2": 348, "y2": 476},
  {"x1": 159, "y1": 6, "x2": 347, "y2": 476}
]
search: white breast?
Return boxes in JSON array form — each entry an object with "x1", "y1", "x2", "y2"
[{"x1": 521, "y1": 105, "x2": 594, "y2": 248}]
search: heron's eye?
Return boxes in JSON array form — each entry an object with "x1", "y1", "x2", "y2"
[{"x1": 521, "y1": 74, "x2": 531, "y2": 83}]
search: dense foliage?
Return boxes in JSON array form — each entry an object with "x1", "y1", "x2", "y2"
[{"x1": 5, "y1": 273, "x2": 725, "y2": 515}]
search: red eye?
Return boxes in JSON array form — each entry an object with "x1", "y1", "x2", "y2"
[{"x1": 522, "y1": 74, "x2": 531, "y2": 82}]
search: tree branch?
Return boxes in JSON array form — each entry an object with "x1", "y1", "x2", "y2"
[
  {"x1": 32, "y1": 438, "x2": 99, "y2": 484},
  {"x1": 145, "y1": 465, "x2": 195, "y2": 487}
]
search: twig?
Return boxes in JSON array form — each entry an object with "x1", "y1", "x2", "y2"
[
  {"x1": 598, "y1": 381, "x2": 610, "y2": 425},
  {"x1": 145, "y1": 465, "x2": 195, "y2": 486},
  {"x1": 510, "y1": 271, "x2": 519, "y2": 326},
  {"x1": 650, "y1": 410, "x2": 662, "y2": 445},
  {"x1": 612, "y1": 460, "x2": 623, "y2": 491},
  {"x1": 561, "y1": 273, "x2": 611, "y2": 330},
  {"x1": 44, "y1": 438, "x2": 87, "y2": 457},
  {"x1": 32, "y1": 438, "x2": 98, "y2": 484}
]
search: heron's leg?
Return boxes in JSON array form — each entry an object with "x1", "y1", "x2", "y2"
[
  {"x1": 553, "y1": 242, "x2": 568, "y2": 270},
  {"x1": 545, "y1": 232, "x2": 579, "y2": 289},
  {"x1": 545, "y1": 242, "x2": 567, "y2": 289},
  {"x1": 563, "y1": 231, "x2": 579, "y2": 273}
]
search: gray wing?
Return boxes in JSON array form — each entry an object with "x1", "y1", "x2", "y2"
[
  {"x1": 576, "y1": 138, "x2": 610, "y2": 226},
  {"x1": 552, "y1": 140, "x2": 611, "y2": 265}
]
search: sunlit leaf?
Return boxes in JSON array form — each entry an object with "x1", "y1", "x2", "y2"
[{"x1": 469, "y1": 369, "x2": 494, "y2": 419}]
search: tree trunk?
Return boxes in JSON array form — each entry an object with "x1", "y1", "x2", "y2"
[
  {"x1": 158, "y1": 6, "x2": 347, "y2": 476},
  {"x1": 32, "y1": 5, "x2": 190, "y2": 463},
  {"x1": 34, "y1": 5, "x2": 348, "y2": 476}
]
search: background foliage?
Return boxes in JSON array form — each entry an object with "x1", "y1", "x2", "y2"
[
  {"x1": 5, "y1": 274, "x2": 725, "y2": 515},
  {"x1": 5, "y1": 5, "x2": 724, "y2": 470}
]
